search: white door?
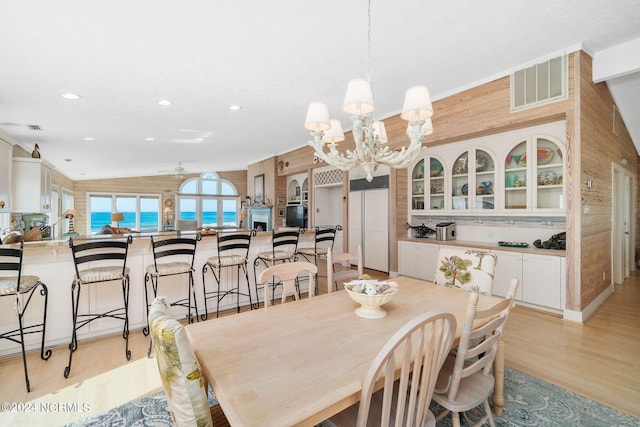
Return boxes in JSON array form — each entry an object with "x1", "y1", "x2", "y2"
[{"x1": 363, "y1": 188, "x2": 389, "y2": 272}]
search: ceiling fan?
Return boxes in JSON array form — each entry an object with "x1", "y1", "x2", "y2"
[{"x1": 158, "y1": 162, "x2": 188, "y2": 179}]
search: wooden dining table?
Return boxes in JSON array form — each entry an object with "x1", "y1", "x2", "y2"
[{"x1": 185, "y1": 276, "x2": 508, "y2": 426}]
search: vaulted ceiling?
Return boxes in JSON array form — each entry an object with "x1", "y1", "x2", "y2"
[{"x1": 1, "y1": 1, "x2": 639, "y2": 180}]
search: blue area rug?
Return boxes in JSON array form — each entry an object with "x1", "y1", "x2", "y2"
[{"x1": 67, "y1": 367, "x2": 639, "y2": 426}]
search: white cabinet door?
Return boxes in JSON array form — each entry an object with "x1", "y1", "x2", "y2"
[
  {"x1": 398, "y1": 241, "x2": 421, "y2": 279},
  {"x1": 492, "y1": 249, "x2": 523, "y2": 300},
  {"x1": 522, "y1": 253, "x2": 562, "y2": 309},
  {"x1": 11, "y1": 158, "x2": 52, "y2": 213},
  {"x1": 0, "y1": 139, "x2": 11, "y2": 212},
  {"x1": 363, "y1": 189, "x2": 389, "y2": 272},
  {"x1": 398, "y1": 241, "x2": 439, "y2": 281},
  {"x1": 348, "y1": 191, "x2": 362, "y2": 256}
]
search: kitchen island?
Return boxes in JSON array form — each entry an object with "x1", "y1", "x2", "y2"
[{"x1": 0, "y1": 228, "x2": 317, "y2": 357}]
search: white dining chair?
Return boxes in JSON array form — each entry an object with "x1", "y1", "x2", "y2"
[
  {"x1": 433, "y1": 247, "x2": 497, "y2": 295},
  {"x1": 257, "y1": 261, "x2": 317, "y2": 307},
  {"x1": 329, "y1": 311, "x2": 456, "y2": 426},
  {"x1": 432, "y1": 278, "x2": 519, "y2": 427},
  {"x1": 326, "y1": 245, "x2": 363, "y2": 293}
]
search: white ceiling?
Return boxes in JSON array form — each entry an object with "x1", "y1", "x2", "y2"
[{"x1": 1, "y1": 1, "x2": 640, "y2": 181}]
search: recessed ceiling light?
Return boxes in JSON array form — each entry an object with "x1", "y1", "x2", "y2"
[
  {"x1": 83, "y1": 137, "x2": 95, "y2": 141},
  {"x1": 61, "y1": 93, "x2": 81, "y2": 100},
  {"x1": 195, "y1": 138, "x2": 204, "y2": 142},
  {"x1": 158, "y1": 99, "x2": 172, "y2": 106},
  {"x1": 229, "y1": 105, "x2": 241, "y2": 111},
  {"x1": 145, "y1": 137, "x2": 155, "y2": 141}
]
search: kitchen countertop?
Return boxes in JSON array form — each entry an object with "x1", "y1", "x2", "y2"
[{"x1": 399, "y1": 237, "x2": 566, "y2": 257}]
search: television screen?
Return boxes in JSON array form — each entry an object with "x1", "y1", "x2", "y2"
[{"x1": 286, "y1": 205, "x2": 306, "y2": 228}]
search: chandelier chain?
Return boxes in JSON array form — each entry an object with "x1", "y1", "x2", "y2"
[{"x1": 367, "y1": 0, "x2": 372, "y2": 86}]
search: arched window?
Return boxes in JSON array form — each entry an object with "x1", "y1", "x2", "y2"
[{"x1": 177, "y1": 172, "x2": 240, "y2": 227}]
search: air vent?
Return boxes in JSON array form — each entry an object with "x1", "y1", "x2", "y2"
[
  {"x1": 314, "y1": 168, "x2": 343, "y2": 187},
  {"x1": 511, "y1": 55, "x2": 568, "y2": 111},
  {"x1": 27, "y1": 124, "x2": 42, "y2": 131}
]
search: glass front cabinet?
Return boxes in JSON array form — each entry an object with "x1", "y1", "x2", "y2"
[{"x1": 408, "y1": 121, "x2": 566, "y2": 216}]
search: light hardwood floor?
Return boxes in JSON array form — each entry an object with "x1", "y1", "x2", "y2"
[{"x1": 1, "y1": 267, "x2": 639, "y2": 423}]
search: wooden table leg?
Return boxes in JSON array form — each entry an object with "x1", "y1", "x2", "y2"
[{"x1": 493, "y1": 340, "x2": 505, "y2": 416}]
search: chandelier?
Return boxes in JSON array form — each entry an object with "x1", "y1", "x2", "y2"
[{"x1": 304, "y1": 0, "x2": 434, "y2": 182}]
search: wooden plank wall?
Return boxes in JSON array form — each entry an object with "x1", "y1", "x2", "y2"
[{"x1": 578, "y1": 51, "x2": 637, "y2": 308}]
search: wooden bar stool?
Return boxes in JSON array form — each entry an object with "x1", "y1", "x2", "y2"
[
  {"x1": 202, "y1": 230, "x2": 255, "y2": 319},
  {"x1": 65, "y1": 235, "x2": 133, "y2": 378},
  {"x1": 0, "y1": 241, "x2": 51, "y2": 392},
  {"x1": 296, "y1": 225, "x2": 341, "y2": 293}
]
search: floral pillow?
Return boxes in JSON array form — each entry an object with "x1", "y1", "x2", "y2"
[
  {"x1": 433, "y1": 248, "x2": 497, "y2": 295},
  {"x1": 149, "y1": 297, "x2": 213, "y2": 427}
]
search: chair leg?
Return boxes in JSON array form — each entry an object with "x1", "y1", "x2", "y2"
[
  {"x1": 121, "y1": 276, "x2": 131, "y2": 361},
  {"x1": 252, "y1": 258, "x2": 261, "y2": 309},
  {"x1": 15, "y1": 295, "x2": 31, "y2": 392},
  {"x1": 37, "y1": 283, "x2": 52, "y2": 362},
  {"x1": 450, "y1": 411, "x2": 462, "y2": 427},
  {"x1": 484, "y1": 399, "x2": 495, "y2": 427},
  {"x1": 189, "y1": 271, "x2": 200, "y2": 323},
  {"x1": 242, "y1": 262, "x2": 254, "y2": 310},
  {"x1": 142, "y1": 273, "x2": 153, "y2": 336},
  {"x1": 64, "y1": 280, "x2": 82, "y2": 378},
  {"x1": 202, "y1": 264, "x2": 211, "y2": 320}
]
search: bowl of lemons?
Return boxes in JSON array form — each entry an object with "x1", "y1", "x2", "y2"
[{"x1": 344, "y1": 275, "x2": 398, "y2": 319}]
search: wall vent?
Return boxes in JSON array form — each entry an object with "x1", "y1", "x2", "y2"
[
  {"x1": 314, "y1": 168, "x2": 343, "y2": 187},
  {"x1": 511, "y1": 55, "x2": 568, "y2": 111},
  {"x1": 27, "y1": 124, "x2": 42, "y2": 131}
]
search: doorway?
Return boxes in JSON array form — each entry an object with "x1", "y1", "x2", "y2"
[{"x1": 612, "y1": 163, "x2": 636, "y2": 284}]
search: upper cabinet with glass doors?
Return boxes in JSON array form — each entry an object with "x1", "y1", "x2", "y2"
[
  {"x1": 450, "y1": 149, "x2": 496, "y2": 212},
  {"x1": 408, "y1": 121, "x2": 566, "y2": 217},
  {"x1": 504, "y1": 136, "x2": 564, "y2": 211},
  {"x1": 410, "y1": 156, "x2": 445, "y2": 211}
]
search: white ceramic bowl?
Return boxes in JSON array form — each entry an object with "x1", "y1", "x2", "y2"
[{"x1": 344, "y1": 280, "x2": 398, "y2": 319}]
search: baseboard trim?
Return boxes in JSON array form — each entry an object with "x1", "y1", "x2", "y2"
[{"x1": 563, "y1": 283, "x2": 614, "y2": 324}]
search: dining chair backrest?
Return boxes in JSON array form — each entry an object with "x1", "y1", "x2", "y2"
[
  {"x1": 356, "y1": 311, "x2": 456, "y2": 426},
  {"x1": 327, "y1": 244, "x2": 363, "y2": 293},
  {"x1": 258, "y1": 261, "x2": 317, "y2": 307},
  {"x1": 149, "y1": 233, "x2": 202, "y2": 274},
  {"x1": 433, "y1": 247, "x2": 497, "y2": 295},
  {"x1": 69, "y1": 235, "x2": 133, "y2": 284},
  {"x1": 148, "y1": 296, "x2": 214, "y2": 427},
  {"x1": 432, "y1": 278, "x2": 519, "y2": 426}
]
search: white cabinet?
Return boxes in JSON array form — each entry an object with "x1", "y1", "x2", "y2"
[
  {"x1": 0, "y1": 139, "x2": 11, "y2": 212},
  {"x1": 398, "y1": 242, "x2": 564, "y2": 312},
  {"x1": 398, "y1": 240, "x2": 439, "y2": 281},
  {"x1": 11, "y1": 158, "x2": 53, "y2": 213},
  {"x1": 492, "y1": 249, "x2": 524, "y2": 300},
  {"x1": 493, "y1": 249, "x2": 563, "y2": 311},
  {"x1": 522, "y1": 253, "x2": 563, "y2": 310},
  {"x1": 408, "y1": 121, "x2": 566, "y2": 221}
]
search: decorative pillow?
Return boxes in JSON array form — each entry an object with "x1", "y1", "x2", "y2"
[
  {"x1": 433, "y1": 248, "x2": 497, "y2": 295},
  {"x1": 149, "y1": 297, "x2": 213, "y2": 427}
]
